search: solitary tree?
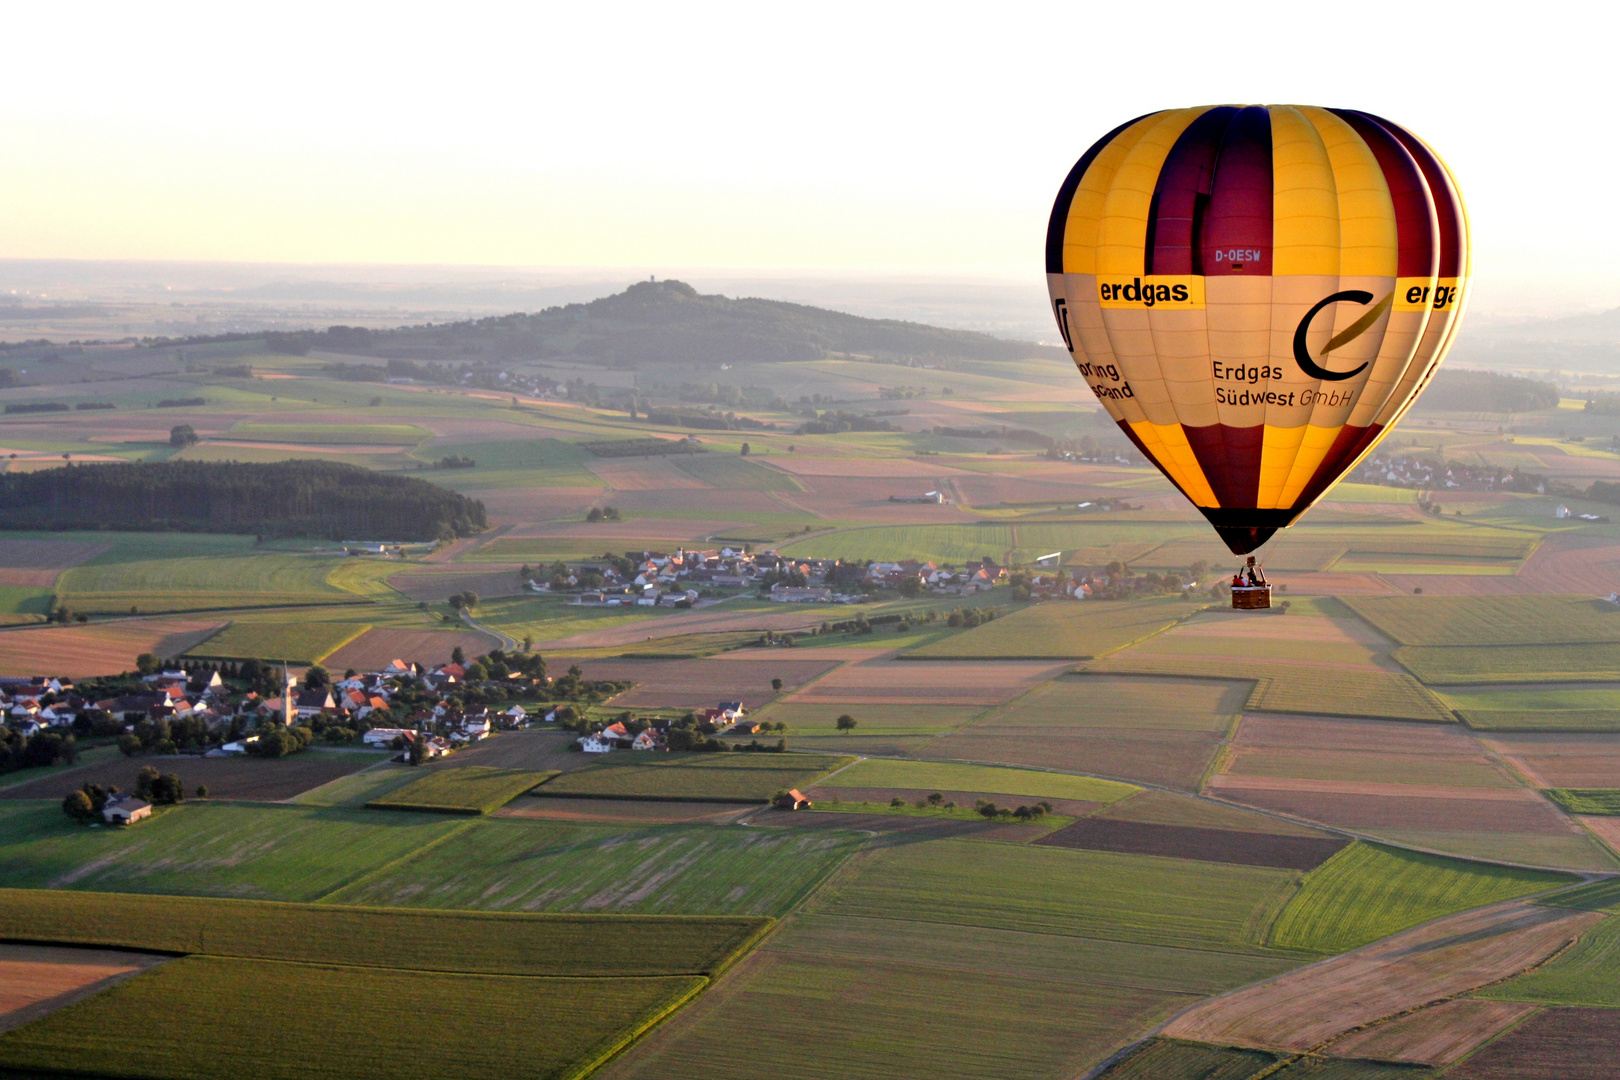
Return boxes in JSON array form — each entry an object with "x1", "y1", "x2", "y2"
[
  {"x1": 169, "y1": 424, "x2": 199, "y2": 447},
  {"x1": 740, "y1": 443, "x2": 751, "y2": 456},
  {"x1": 771, "y1": 677, "x2": 784, "y2": 691},
  {"x1": 451, "y1": 646, "x2": 466, "y2": 665},
  {"x1": 135, "y1": 652, "x2": 160, "y2": 675},
  {"x1": 835, "y1": 714, "x2": 857, "y2": 731},
  {"x1": 62, "y1": 790, "x2": 95, "y2": 822}
]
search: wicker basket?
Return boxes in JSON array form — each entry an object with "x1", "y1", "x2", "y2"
[{"x1": 1231, "y1": 586, "x2": 1271, "y2": 610}]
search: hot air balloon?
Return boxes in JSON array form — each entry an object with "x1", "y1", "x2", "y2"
[{"x1": 1046, "y1": 105, "x2": 1470, "y2": 555}]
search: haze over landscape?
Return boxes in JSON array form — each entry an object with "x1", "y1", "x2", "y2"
[{"x1": 4, "y1": 4, "x2": 1620, "y2": 1080}]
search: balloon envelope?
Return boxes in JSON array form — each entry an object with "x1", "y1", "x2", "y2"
[{"x1": 1046, "y1": 105, "x2": 1470, "y2": 554}]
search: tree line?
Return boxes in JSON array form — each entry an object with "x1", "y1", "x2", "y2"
[{"x1": 0, "y1": 460, "x2": 487, "y2": 541}]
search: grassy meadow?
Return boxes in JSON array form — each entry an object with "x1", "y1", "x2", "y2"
[
  {"x1": 367, "y1": 766, "x2": 559, "y2": 814},
  {"x1": 903, "y1": 598, "x2": 1187, "y2": 660}
]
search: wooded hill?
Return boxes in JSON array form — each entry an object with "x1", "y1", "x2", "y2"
[
  {"x1": 1419, "y1": 369, "x2": 1561, "y2": 413},
  {"x1": 0, "y1": 461, "x2": 486, "y2": 541},
  {"x1": 261, "y1": 279, "x2": 1065, "y2": 367}
]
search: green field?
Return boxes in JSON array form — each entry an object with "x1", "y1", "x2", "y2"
[
  {"x1": 780, "y1": 523, "x2": 1017, "y2": 563},
  {"x1": 412, "y1": 438, "x2": 601, "y2": 488},
  {"x1": 475, "y1": 595, "x2": 663, "y2": 644},
  {"x1": 1267, "y1": 842, "x2": 1575, "y2": 955},
  {"x1": 668, "y1": 454, "x2": 803, "y2": 490},
  {"x1": 1097, "y1": 1038, "x2": 1282, "y2": 1080},
  {"x1": 1343, "y1": 594, "x2": 1620, "y2": 647},
  {"x1": 0, "y1": 956, "x2": 703, "y2": 1080},
  {"x1": 0, "y1": 802, "x2": 464, "y2": 901},
  {"x1": 1088, "y1": 653, "x2": 1452, "y2": 722},
  {"x1": 0, "y1": 889, "x2": 764, "y2": 1080},
  {"x1": 1445, "y1": 685, "x2": 1620, "y2": 730},
  {"x1": 185, "y1": 619, "x2": 371, "y2": 663},
  {"x1": 1396, "y1": 643, "x2": 1620, "y2": 684},
  {"x1": 986, "y1": 674, "x2": 1247, "y2": 733},
  {"x1": 1544, "y1": 788, "x2": 1620, "y2": 815},
  {"x1": 0, "y1": 888, "x2": 764, "y2": 976},
  {"x1": 903, "y1": 599, "x2": 1186, "y2": 660},
  {"x1": 57, "y1": 540, "x2": 364, "y2": 614},
  {"x1": 535, "y1": 753, "x2": 852, "y2": 802},
  {"x1": 751, "y1": 702, "x2": 985, "y2": 735},
  {"x1": 823, "y1": 838, "x2": 1303, "y2": 953},
  {"x1": 324, "y1": 820, "x2": 865, "y2": 915},
  {"x1": 368, "y1": 766, "x2": 559, "y2": 814},
  {"x1": 1479, "y1": 915, "x2": 1620, "y2": 1007},
  {"x1": 230, "y1": 421, "x2": 433, "y2": 445},
  {"x1": 822, "y1": 759, "x2": 1137, "y2": 802}
]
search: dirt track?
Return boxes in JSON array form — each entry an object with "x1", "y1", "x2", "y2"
[{"x1": 1163, "y1": 900, "x2": 1604, "y2": 1051}]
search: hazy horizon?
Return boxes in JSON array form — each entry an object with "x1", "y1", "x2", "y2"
[{"x1": 3, "y1": 4, "x2": 1615, "y2": 322}]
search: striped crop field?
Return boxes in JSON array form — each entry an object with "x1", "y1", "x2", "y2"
[
  {"x1": 322, "y1": 820, "x2": 865, "y2": 916},
  {"x1": 229, "y1": 422, "x2": 433, "y2": 444},
  {"x1": 1343, "y1": 595, "x2": 1620, "y2": 647},
  {"x1": 780, "y1": 524, "x2": 1016, "y2": 564},
  {"x1": 184, "y1": 620, "x2": 370, "y2": 664},
  {"x1": 903, "y1": 599, "x2": 1187, "y2": 660},
  {"x1": 535, "y1": 754, "x2": 853, "y2": 802},
  {"x1": 367, "y1": 766, "x2": 559, "y2": 815},
  {"x1": 1397, "y1": 643, "x2": 1620, "y2": 685},
  {"x1": 1268, "y1": 842, "x2": 1575, "y2": 955}
]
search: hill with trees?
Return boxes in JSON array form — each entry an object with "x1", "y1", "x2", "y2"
[
  {"x1": 1418, "y1": 369, "x2": 1561, "y2": 413},
  {"x1": 0, "y1": 461, "x2": 485, "y2": 540},
  {"x1": 257, "y1": 279, "x2": 1064, "y2": 367}
]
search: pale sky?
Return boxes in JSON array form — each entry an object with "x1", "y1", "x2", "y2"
[{"x1": 3, "y1": 2, "x2": 1614, "y2": 316}]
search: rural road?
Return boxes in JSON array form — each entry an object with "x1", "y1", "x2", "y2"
[{"x1": 461, "y1": 609, "x2": 519, "y2": 652}]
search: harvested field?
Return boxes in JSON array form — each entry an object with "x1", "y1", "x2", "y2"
[
  {"x1": 902, "y1": 600, "x2": 1185, "y2": 660},
  {"x1": 575, "y1": 655, "x2": 841, "y2": 710},
  {"x1": 982, "y1": 673, "x2": 1246, "y2": 733},
  {"x1": 534, "y1": 606, "x2": 836, "y2": 652},
  {"x1": 1236, "y1": 714, "x2": 1484, "y2": 755},
  {"x1": 1164, "y1": 901, "x2": 1603, "y2": 1050},
  {"x1": 1098, "y1": 790, "x2": 1337, "y2": 838},
  {"x1": 0, "y1": 944, "x2": 169, "y2": 1036},
  {"x1": 1581, "y1": 815, "x2": 1620, "y2": 855},
  {"x1": 323, "y1": 627, "x2": 501, "y2": 671},
  {"x1": 0, "y1": 749, "x2": 389, "y2": 803},
  {"x1": 921, "y1": 727, "x2": 1223, "y2": 791},
  {"x1": 784, "y1": 657, "x2": 1072, "y2": 707},
  {"x1": 384, "y1": 568, "x2": 533, "y2": 602},
  {"x1": 1036, "y1": 819, "x2": 1348, "y2": 870},
  {"x1": 0, "y1": 618, "x2": 225, "y2": 677},
  {"x1": 1223, "y1": 746, "x2": 1517, "y2": 789},
  {"x1": 585, "y1": 457, "x2": 709, "y2": 489},
  {"x1": 1269, "y1": 843, "x2": 1576, "y2": 955},
  {"x1": 0, "y1": 539, "x2": 110, "y2": 586},
  {"x1": 1450, "y1": 1007, "x2": 1620, "y2": 1080},
  {"x1": 1329, "y1": 1000, "x2": 1541, "y2": 1066}
]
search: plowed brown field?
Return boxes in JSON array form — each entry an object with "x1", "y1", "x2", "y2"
[
  {"x1": 0, "y1": 619, "x2": 224, "y2": 676},
  {"x1": 785, "y1": 658, "x2": 1070, "y2": 707},
  {"x1": 1163, "y1": 902, "x2": 1603, "y2": 1051},
  {"x1": 323, "y1": 628, "x2": 501, "y2": 672},
  {"x1": 0, "y1": 751, "x2": 387, "y2": 803},
  {"x1": 1330, "y1": 999, "x2": 1540, "y2": 1065},
  {"x1": 1452, "y1": 1006, "x2": 1620, "y2": 1080},
  {"x1": 585, "y1": 458, "x2": 708, "y2": 490},
  {"x1": 0, "y1": 539, "x2": 111, "y2": 586},
  {"x1": 0, "y1": 944, "x2": 168, "y2": 1035}
]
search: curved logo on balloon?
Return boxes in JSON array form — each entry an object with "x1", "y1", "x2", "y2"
[{"x1": 1291, "y1": 290, "x2": 1393, "y2": 382}]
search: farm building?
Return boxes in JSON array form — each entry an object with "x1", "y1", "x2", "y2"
[
  {"x1": 774, "y1": 789, "x2": 813, "y2": 810},
  {"x1": 102, "y1": 796, "x2": 152, "y2": 826}
]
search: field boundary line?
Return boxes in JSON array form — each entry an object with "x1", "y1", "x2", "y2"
[
  {"x1": 310, "y1": 818, "x2": 479, "y2": 904},
  {"x1": 562, "y1": 975, "x2": 711, "y2": 1080}
]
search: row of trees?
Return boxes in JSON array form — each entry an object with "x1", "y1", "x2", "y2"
[{"x1": 0, "y1": 460, "x2": 487, "y2": 541}]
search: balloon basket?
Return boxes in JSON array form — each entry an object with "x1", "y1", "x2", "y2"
[{"x1": 1231, "y1": 586, "x2": 1271, "y2": 610}]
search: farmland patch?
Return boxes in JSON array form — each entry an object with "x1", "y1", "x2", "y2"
[
  {"x1": 1343, "y1": 594, "x2": 1620, "y2": 647},
  {"x1": 1329, "y1": 999, "x2": 1542, "y2": 1066},
  {"x1": 324, "y1": 819, "x2": 864, "y2": 915},
  {"x1": 819, "y1": 759, "x2": 1135, "y2": 803},
  {"x1": 322, "y1": 626, "x2": 502, "y2": 671},
  {"x1": 0, "y1": 944, "x2": 169, "y2": 1036},
  {"x1": 0, "y1": 538, "x2": 111, "y2": 586},
  {"x1": 0, "y1": 617, "x2": 225, "y2": 677},
  {"x1": 367, "y1": 766, "x2": 558, "y2": 815},
  {"x1": 0, "y1": 749, "x2": 390, "y2": 804},
  {"x1": 575, "y1": 655, "x2": 841, "y2": 710},
  {"x1": 183, "y1": 619, "x2": 370, "y2": 664},
  {"x1": 1449, "y1": 1007, "x2": 1620, "y2": 1080},
  {"x1": 1268, "y1": 842, "x2": 1576, "y2": 955},
  {"x1": 1036, "y1": 818, "x2": 1348, "y2": 870},
  {"x1": 667, "y1": 454, "x2": 803, "y2": 490},
  {"x1": 534, "y1": 753, "x2": 851, "y2": 802},
  {"x1": 902, "y1": 599, "x2": 1186, "y2": 660},
  {"x1": 1478, "y1": 914, "x2": 1620, "y2": 1007},
  {"x1": 783, "y1": 657, "x2": 1070, "y2": 707},
  {"x1": 1397, "y1": 643, "x2": 1620, "y2": 685}
]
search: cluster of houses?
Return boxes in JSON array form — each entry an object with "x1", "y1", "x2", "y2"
[
  {"x1": 535, "y1": 547, "x2": 873, "y2": 606},
  {"x1": 1349, "y1": 452, "x2": 1533, "y2": 493},
  {"x1": 577, "y1": 701, "x2": 750, "y2": 753},
  {"x1": 4, "y1": 659, "x2": 542, "y2": 757},
  {"x1": 861, "y1": 558, "x2": 1005, "y2": 595}
]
